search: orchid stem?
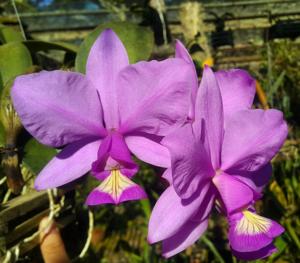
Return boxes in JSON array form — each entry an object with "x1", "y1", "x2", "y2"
[
  {"x1": 201, "y1": 235, "x2": 225, "y2": 263},
  {"x1": 286, "y1": 219, "x2": 300, "y2": 250}
]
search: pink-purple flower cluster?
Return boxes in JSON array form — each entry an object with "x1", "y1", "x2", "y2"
[{"x1": 11, "y1": 29, "x2": 288, "y2": 260}]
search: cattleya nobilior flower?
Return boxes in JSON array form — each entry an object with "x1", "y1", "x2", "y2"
[
  {"x1": 11, "y1": 29, "x2": 194, "y2": 205},
  {"x1": 147, "y1": 42, "x2": 288, "y2": 259}
]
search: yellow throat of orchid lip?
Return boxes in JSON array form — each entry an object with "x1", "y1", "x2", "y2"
[
  {"x1": 97, "y1": 169, "x2": 135, "y2": 201},
  {"x1": 236, "y1": 210, "x2": 271, "y2": 235}
]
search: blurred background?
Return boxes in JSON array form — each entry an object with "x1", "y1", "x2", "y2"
[{"x1": 0, "y1": 0, "x2": 300, "y2": 262}]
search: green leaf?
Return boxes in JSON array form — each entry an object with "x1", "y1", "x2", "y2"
[
  {"x1": 23, "y1": 138, "x2": 57, "y2": 174},
  {"x1": 0, "y1": 121, "x2": 5, "y2": 147},
  {"x1": 0, "y1": 17, "x2": 18, "y2": 25},
  {"x1": 126, "y1": 252, "x2": 143, "y2": 263},
  {"x1": 75, "y1": 22, "x2": 154, "y2": 73},
  {"x1": 139, "y1": 199, "x2": 151, "y2": 219},
  {"x1": 22, "y1": 40, "x2": 78, "y2": 54},
  {"x1": 0, "y1": 42, "x2": 32, "y2": 91},
  {"x1": 268, "y1": 236, "x2": 287, "y2": 262},
  {"x1": 274, "y1": 236, "x2": 287, "y2": 253},
  {"x1": 201, "y1": 235, "x2": 226, "y2": 263},
  {"x1": 0, "y1": 25, "x2": 24, "y2": 44},
  {"x1": 268, "y1": 70, "x2": 285, "y2": 103}
]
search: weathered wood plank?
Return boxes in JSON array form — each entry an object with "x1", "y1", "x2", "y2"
[
  {"x1": 0, "y1": 213, "x2": 76, "y2": 261},
  {"x1": 0, "y1": 188, "x2": 76, "y2": 258},
  {"x1": 6, "y1": 208, "x2": 49, "y2": 244},
  {"x1": 0, "y1": 191, "x2": 48, "y2": 225}
]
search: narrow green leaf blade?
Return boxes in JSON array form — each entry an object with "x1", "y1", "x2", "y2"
[{"x1": 0, "y1": 121, "x2": 5, "y2": 147}]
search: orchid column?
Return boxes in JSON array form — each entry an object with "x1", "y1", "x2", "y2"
[{"x1": 11, "y1": 29, "x2": 194, "y2": 205}]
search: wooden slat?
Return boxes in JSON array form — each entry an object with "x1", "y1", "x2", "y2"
[
  {"x1": 0, "y1": 213, "x2": 76, "y2": 261},
  {"x1": 0, "y1": 189, "x2": 75, "y2": 259},
  {"x1": 6, "y1": 208, "x2": 49, "y2": 244},
  {"x1": 0, "y1": 191, "x2": 48, "y2": 225}
]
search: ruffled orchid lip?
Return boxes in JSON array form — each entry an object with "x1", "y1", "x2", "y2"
[
  {"x1": 231, "y1": 243, "x2": 277, "y2": 261},
  {"x1": 85, "y1": 129, "x2": 146, "y2": 205},
  {"x1": 228, "y1": 208, "x2": 284, "y2": 257},
  {"x1": 86, "y1": 168, "x2": 147, "y2": 205}
]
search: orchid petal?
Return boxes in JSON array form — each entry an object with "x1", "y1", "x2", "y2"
[
  {"x1": 191, "y1": 184, "x2": 216, "y2": 222},
  {"x1": 125, "y1": 135, "x2": 170, "y2": 168},
  {"x1": 215, "y1": 69, "x2": 256, "y2": 120},
  {"x1": 12, "y1": 71, "x2": 105, "y2": 147},
  {"x1": 162, "y1": 219, "x2": 208, "y2": 258},
  {"x1": 175, "y1": 40, "x2": 198, "y2": 120},
  {"x1": 221, "y1": 109, "x2": 288, "y2": 172},
  {"x1": 162, "y1": 168, "x2": 172, "y2": 183},
  {"x1": 162, "y1": 124, "x2": 214, "y2": 199},
  {"x1": 86, "y1": 29, "x2": 129, "y2": 129},
  {"x1": 228, "y1": 210, "x2": 284, "y2": 253},
  {"x1": 92, "y1": 133, "x2": 138, "y2": 179},
  {"x1": 91, "y1": 135, "x2": 112, "y2": 179},
  {"x1": 34, "y1": 139, "x2": 100, "y2": 190},
  {"x1": 109, "y1": 132, "x2": 136, "y2": 166},
  {"x1": 118, "y1": 58, "x2": 194, "y2": 136},
  {"x1": 195, "y1": 66, "x2": 224, "y2": 170},
  {"x1": 148, "y1": 183, "x2": 211, "y2": 243},
  {"x1": 228, "y1": 163, "x2": 272, "y2": 194},
  {"x1": 175, "y1": 40, "x2": 194, "y2": 64},
  {"x1": 231, "y1": 243, "x2": 277, "y2": 260},
  {"x1": 213, "y1": 172, "x2": 254, "y2": 215},
  {"x1": 86, "y1": 169, "x2": 147, "y2": 205}
]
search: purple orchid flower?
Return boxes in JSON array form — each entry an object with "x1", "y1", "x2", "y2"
[
  {"x1": 11, "y1": 30, "x2": 194, "y2": 205},
  {"x1": 147, "y1": 42, "x2": 288, "y2": 259}
]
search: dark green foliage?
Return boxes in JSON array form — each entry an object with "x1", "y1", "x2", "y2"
[
  {"x1": 22, "y1": 138, "x2": 57, "y2": 174},
  {"x1": 0, "y1": 42, "x2": 32, "y2": 91}
]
